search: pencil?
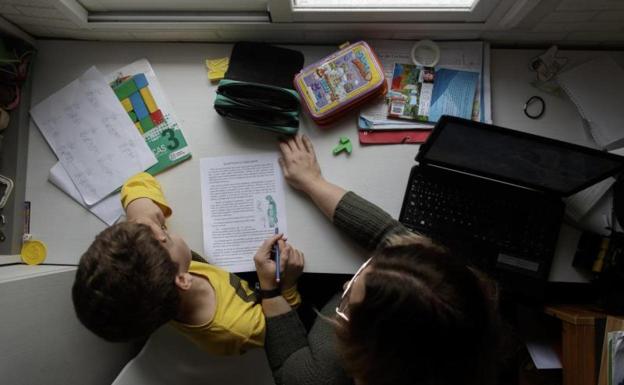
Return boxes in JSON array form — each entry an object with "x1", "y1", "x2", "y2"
[{"x1": 274, "y1": 227, "x2": 280, "y2": 283}]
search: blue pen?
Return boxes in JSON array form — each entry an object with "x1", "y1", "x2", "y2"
[{"x1": 274, "y1": 227, "x2": 280, "y2": 283}]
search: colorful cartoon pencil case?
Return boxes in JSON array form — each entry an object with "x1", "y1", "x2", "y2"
[{"x1": 294, "y1": 41, "x2": 386, "y2": 126}]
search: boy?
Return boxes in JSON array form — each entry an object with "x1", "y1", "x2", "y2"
[{"x1": 72, "y1": 172, "x2": 301, "y2": 355}]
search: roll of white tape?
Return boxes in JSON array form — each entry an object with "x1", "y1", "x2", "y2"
[{"x1": 411, "y1": 40, "x2": 440, "y2": 67}]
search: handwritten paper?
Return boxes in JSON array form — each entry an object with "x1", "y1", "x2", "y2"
[
  {"x1": 49, "y1": 162, "x2": 124, "y2": 226},
  {"x1": 31, "y1": 66, "x2": 156, "y2": 205},
  {"x1": 200, "y1": 154, "x2": 288, "y2": 272}
]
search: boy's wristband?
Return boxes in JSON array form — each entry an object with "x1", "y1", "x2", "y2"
[{"x1": 255, "y1": 282, "x2": 281, "y2": 300}]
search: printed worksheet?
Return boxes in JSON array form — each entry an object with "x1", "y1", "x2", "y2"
[
  {"x1": 31, "y1": 66, "x2": 156, "y2": 205},
  {"x1": 200, "y1": 154, "x2": 288, "y2": 272}
]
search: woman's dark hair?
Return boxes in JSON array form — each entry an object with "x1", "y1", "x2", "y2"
[
  {"x1": 72, "y1": 222, "x2": 181, "y2": 342},
  {"x1": 335, "y1": 234, "x2": 501, "y2": 385}
]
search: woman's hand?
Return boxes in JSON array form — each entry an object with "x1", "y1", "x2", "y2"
[
  {"x1": 253, "y1": 234, "x2": 305, "y2": 291},
  {"x1": 125, "y1": 197, "x2": 167, "y2": 241},
  {"x1": 279, "y1": 135, "x2": 323, "y2": 193},
  {"x1": 278, "y1": 135, "x2": 347, "y2": 221},
  {"x1": 280, "y1": 241, "x2": 305, "y2": 292}
]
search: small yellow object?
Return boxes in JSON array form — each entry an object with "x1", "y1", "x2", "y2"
[
  {"x1": 339, "y1": 41, "x2": 351, "y2": 49},
  {"x1": 121, "y1": 98, "x2": 133, "y2": 112},
  {"x1": 21, "y1": 240, "x2": 47, "y2": 265},
  {"x1": 205, "y1": 57, "x2": 229, "y2": 82},
  {"x1": 592, "y1": 237, "x2": 610, "y2": 273},
  {"x1": 139, "y1": 87, "x2": 158, "y2": 113},
  {"x1": 135, "y1": 121, "x2": 143, "y2": 134}
]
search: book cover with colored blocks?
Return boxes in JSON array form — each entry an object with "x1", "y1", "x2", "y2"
[{"x1": 108, "y1": 60, "x2": 191, "y2": 176}]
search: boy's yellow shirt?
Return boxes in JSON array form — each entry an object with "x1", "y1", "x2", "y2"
[
  {"x1": 171, "y1": 262, "x2": 300, "y2": 355},
  {"x1": 173, "y1": 261, "x2": 264, "y2": 355},
  {"x1": 121, "y1": 172, "x2": 172, "y2": 217},
  {"x1": 121, "y1": 172, "x2": 301, "y2": 355}
]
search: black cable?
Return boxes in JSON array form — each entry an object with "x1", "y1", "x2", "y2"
[
  {"x1": 0, "y1": 262, "x2": 78, "y2": 267},
  {"x1": 39, "y1": 263, "x2": 79, "y2": 267},
  {"x1": 0, "y1": 262, "x2": 22, "y2": 267}
]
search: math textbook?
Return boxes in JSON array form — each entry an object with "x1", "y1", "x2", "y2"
[{"x1": 108, "y1": 59, "x2": 191, "y2": 175}]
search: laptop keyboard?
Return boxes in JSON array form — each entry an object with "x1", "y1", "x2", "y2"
[{"x1": 400, "y1": 169, "x2": 562, "y2": 270}]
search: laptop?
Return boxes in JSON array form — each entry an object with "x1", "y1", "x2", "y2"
[{"x1": 399, "y1": 116, "x2": 624, "y2": 288}]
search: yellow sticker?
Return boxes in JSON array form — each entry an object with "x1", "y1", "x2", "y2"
[
  {"x1": 205, "y1": 57, "x2": 229, "y2": 81},
  {"x1": 21, "y1": 240, "x2": 47, "y2": 265}
]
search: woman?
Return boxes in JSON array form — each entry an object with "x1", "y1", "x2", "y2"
[{"x1": 253, "y1": 136, "x2": 501, "y2": 385}]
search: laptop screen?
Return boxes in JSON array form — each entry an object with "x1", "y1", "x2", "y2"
[{"x1": 418, "y1": 117, "x2": 624, "y2": 196}]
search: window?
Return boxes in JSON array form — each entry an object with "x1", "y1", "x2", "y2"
[
  {"x1": 292, "y1": 0, "x2": 478, "y2": 10},
  {"x1": 75, "y1": 0, "x2": 270, "y2": 23},
  {"x1": 59, "y1": 0, "x2": 505, "y2": 26},
  {"x1": 269, "y1": 0, "x2": 498, "y2": 23},
  {"x1": 78, "y1": 0, "x2": 268, "y2": 12}
]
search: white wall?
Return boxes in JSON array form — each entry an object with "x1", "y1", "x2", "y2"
[
  {"x1": 0, "y1": 268, "x2": 142, "y2": 385},
  {"x1": 0, "y1": 0, "x2": 623, "y2": 45}
]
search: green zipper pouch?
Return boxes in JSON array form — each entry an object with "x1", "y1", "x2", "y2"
[{"x1": 215, "y1": 79, "x2": 300, "y2": 135}]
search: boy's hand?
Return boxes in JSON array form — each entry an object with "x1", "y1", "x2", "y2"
[
  {"x1": 126, "y1": 197, "x2": 167, "y2": 241},
  {"x1": 279, "y1": 135, "x2": 323, "y2": 193},
  {"x1": 253, "y1": 235, "x2": 305, "y2": 291},
  {"x1": 254, "y1": 234, "x2": 283, "y2": 291}
]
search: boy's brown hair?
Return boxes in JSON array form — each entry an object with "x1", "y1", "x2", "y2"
[
  {"x1": 72, "y1": 222, "x2": 180, "y2": 342},
  {"x1": 335, "y1": 234, "x2": 501, "y2": 385}
]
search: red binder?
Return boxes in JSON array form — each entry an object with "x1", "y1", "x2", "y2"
[{"x1": 358, "y1": 129, "x2": 431, "y2": 144}]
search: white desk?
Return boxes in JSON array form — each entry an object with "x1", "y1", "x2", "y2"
[{"x1": 24, "y1": 41, "x2": 623, "y2": 281}]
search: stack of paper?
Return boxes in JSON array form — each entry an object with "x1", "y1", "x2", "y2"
[
  {"x1": 32, "y1": 60, "x2": 192, "y2": 226},
  {"x1": 558, "y1": 56, "x2": 624, "y2": 151},
  {"x1": 31, "y1": 67, "x2": 157, "y2": 224},
  {"x1": 558, "y1": 57, "x2": 624, "y2": 222},
  {"x1": 49, "y1": 162, "x2": 124, "y2": 225},
  {"x1": 359, "y1": 40, "x2": 491, "y2": 143}
]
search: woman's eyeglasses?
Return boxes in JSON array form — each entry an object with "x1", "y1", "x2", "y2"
[{"x1": 335, "y1": 257, "x2": 372, "y2": 322}]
